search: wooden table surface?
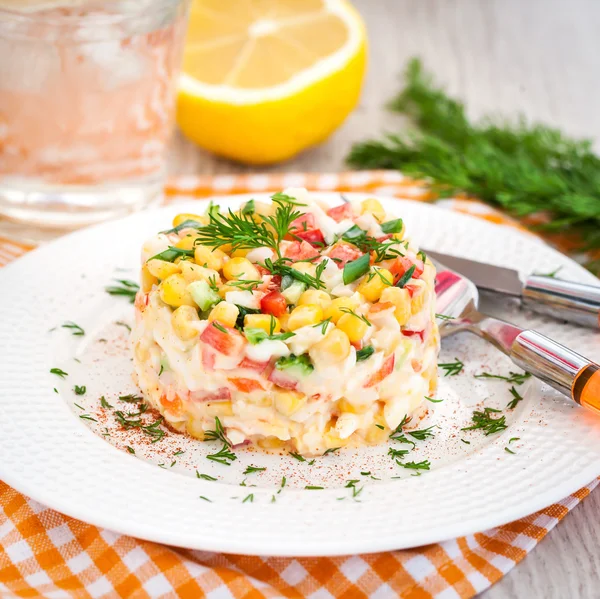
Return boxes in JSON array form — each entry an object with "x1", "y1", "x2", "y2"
[{"x1": 169, "y1": 1, "x2": 600, "y2": 596}]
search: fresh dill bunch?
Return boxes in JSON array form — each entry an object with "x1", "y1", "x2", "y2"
[{"x1": 347, "y1": 58, "x2": 600, "y2": 265}]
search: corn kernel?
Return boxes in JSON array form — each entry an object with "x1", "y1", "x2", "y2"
[
  {"x1": 298, "y1": 289, "x2": 331, "y2": 311},
  {"x1": 380, "y1": 286, "x2": 411, "y2": 325},
  {"x1": 324, "y1": 297, "x2": 358, "y2": 324},
  {"x1": 292, "y1": 262, "x2": 317, "y2": 278},
  {"x1": 257, "y1": 436, "x2": 286, "y2": 449},
  {"x1": 172, "y1": 212, "x2": 206, "y2": 228},
  {"x1": 223, "y1": 257, "x2": 260, "y2": 281},
  {"x1": 309, "y1": 328, "x2": 350, "y2": 365},
  {"x1": 357, "y1": 268, "x2": 393, "y2": 302},
  {"x1": 186, "y1": 418, "x2": 206, "y2": 441},
  {"x1": 246, "y1": 395, "x2": 273, "y2": 408},
  {"x1": 231, "y1": 247, "x2": 251, "y2": 258},
  {"x1": 364, "y1": 421, "x2": 388, "y2": 444},
  {"x1": 160, "y1": 274, "x2": 195, "y2": 308},
  {"x1": 323, "y1": 428, "x2": 350, "y2": 449},
  {"x1": 360, "y1": 198, "x2": 386, "y2": 222},
  {"x1": 244, "y1": 313, "x2": 280, "y2": 334},
  {"x1": 253, "y1": 201, "x2": 275, "y2": 218},
  {"x1": 179, "y1": 261, "x2": 221, "y2": 285},
  {"x1": 287, "y1": 304, "x2": 323, "y2": 330},
  {"x1": 205, "y1": 401, "x2": 234, "y2": 417},
  {"x1": 146, "y1": 259, "x2": 180, "y2": 280},
  {"x1": 175, "y1": 233, "x2": 201, "y2": 251},
  {"x1": 207, "y1": 302, "x2": 239, "y2": 328},
  {"x1": 141, "y1": 264, "x2": 158, "y2": 292},
  {"x1": 194, "y1": 245, "x2": 226, "y2": 271},
  {"x1": 411, "y1": 288, "x2": 426, "y2": 315},
  {"x1": 171, "y1": 305, "x2": 200, "y2": 340},
  {"x1": 336, "y1": 312, "x2": 369, "y2": 343},
  {"x1": 338, "y1": 398, "x2": 370, "y2": 415},
  {"x1": 274, "y1": 389, "x2": 306, "y2": 416},
  {"x1": 278, "y1": 312, "x2": 291, "y2": 331},
  {"x1": 218, "y1": 284, "x2": 235, "y2": 299}
]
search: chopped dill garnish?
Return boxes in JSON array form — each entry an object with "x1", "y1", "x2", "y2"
[
  {"x1": 474, "y1": 371, "x2": 531, "y2": 385},
  {"x1": 438, "y1": 359, "x2": 464, "y2": 376},
  {"x1": 243, "y1": 466, "x2": 267, "y2": 475},
  {"x1": 105, "y1": 279, "x2": 139, "y2": 303},
  {"x1": 397, "y1": 460, "x2": 430, "y2": 471},
  {"x1": 73, "y1": 385, "x2": 86, "y2": 395},
  {"x1": 62, "y1": 321, "x2": 85, "y2": 336},
  {"x1": 100, "y1": 396, "x2": 113, "y2": 409},
  {"x1": 462, "y1": 407, "x2": 507, "y2": 436},
  {"x1": 50, "y1": 367, "x2": 68, "y2": 378},
  {"x1": 242, "y1": 493, "x2": 254, "y2": 503},
  {"x1": 206, "y1": 444, "x2": 237, "y2": 466},
  {"x1": 507, "y1": 386, "x2": 524, "y2": 410},
  {"x1": 196, "y1": 472, "x2": 217, "y2": 481}
]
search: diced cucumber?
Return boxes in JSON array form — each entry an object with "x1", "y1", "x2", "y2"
[
  {"x1": 281, "y1": 280, "x2": 307, "y2": 305},
  {"x1": 275, "y1": 353, "x2": 314, "y2": 376},
  {"x1": 188, "y1": 280, "x2": 220, "y2": 311}
]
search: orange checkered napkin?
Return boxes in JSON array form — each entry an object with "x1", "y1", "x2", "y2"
[{"x1": 1, "y1": 170, "x2": 598, "y2": 599}]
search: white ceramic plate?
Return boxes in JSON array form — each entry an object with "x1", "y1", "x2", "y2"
[{"x1": 2, "y1": 193, "x2": 600, "y2": 557}]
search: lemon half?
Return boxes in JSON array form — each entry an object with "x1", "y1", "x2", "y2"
[{"x1": 177, "y1": 0, "x2": 367, "y2": 164}]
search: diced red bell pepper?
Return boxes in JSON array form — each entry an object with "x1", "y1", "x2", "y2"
[
  {"x1": 238, "y1": 357, "x2": 270, "y2": 374},
  {"x1": 200, "y1": 322, "x2": 246, "y2": 356},
  {"x1": 401, "y1": 329, "x2": 425, "y2": 342},
  {"x1": 364, "y1": 355, "x2": 395, "y2": 388},
  {"x1": 405, "y1": 284, "x2": 418, "y2": 298},
  {"x1": 390, "y1": 256, "x2": 424, "y2": 284},
  {"x1": 268, "y1": 368, "x2": 298, "y2": 390},
  {"x1": 228, "y1": 377, "x2": 265, "y2": 392},
  {"x1": 289, "y1": 213, "x2": 315, "y2": 233},
  {"x1": 327, "y1": 203, "x2": 353, "y2": 222},
  {"x1": 260, "y1": 290, "x2": 287, "y2": 317},
  {"x1": 284, "y1": 240, "x2": 320, "y2": 260},
  {"x1": 294, "y1": 228, "x2": 326, "y2": 247},
  {"x1": 327, "y1": 242, "x2": 363, "y2": 269}
]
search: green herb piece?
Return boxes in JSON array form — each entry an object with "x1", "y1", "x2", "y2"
[
  {"x1": 206, "y1": 444, "x2": 237, "y2": 465},
  {"x1": 533, "y1": 266, "x2": 562, "y2": 278},
  {"x1": 105, "y1": 279, "x2": 139, "y2": 303},
  {"x1": 462, "y1": 407, "x2": 507, "y2": 436},
  {"x1": 100, "y1": 396, "x2": 113, "y2": 409},
  {"x1": 417, "y1": 250, "x2": 427, "y2": 262},
  {"x1": 114, "y1": 410, "x2": 166, "y2": 443},
  {"x1": 212, "y1": 322, "x2": 228, "y2": 335},
  {"x1": 242, "y1": 493, "x2": 254, "y2": 503},
  {"x1": 227, "y1": 279, "x2": 264, "y2": 292},
  {"x1": 262, "y1": 258, "x2": 325, "y2": 290},
  {"x1": 79, "y1": 414, "x2": 97, "y2": 422},
  {"x1": 507, "y1": 386, "x2": 524, "y2": 410},
  {"x1": 289, "y1": 452, "x2": 306, "y2": 462},
  {"x1": 73, "y1": 385, "x2": 86, "y2": 395},
  {"x1": 271, "y1": 495, "x2": 276, "y2": 503},
  {"x1": 381, "y1": 219, "x2": 404, "y2": 234},
  {"x1": 356, "y1": 346, "x2": 375, "y2": 362},
  {"x1": 244, "y1": 328, "x2": 295, "y2": 345},
  {"x1": 461, "y1": 439, "x2": 471, "y2": 445},
  {"x1": 342, "y1": 224, "x2": 367, "y2": 243},
  {"x1": 339, "y1": 306, "x2": 371, "y2": 326},
  {"x1": 389, "y1": 414, "x2": 410, "y2": 440},
  {"x1": 395, "y1": 264, "x2": 416, "y2": 288},
  {"x1": 276, "y1": 354, "x2": 314, "y2": 376},
  {"x1": 158, "y1": 365, "x2": 164, "y2": 376},
  {"x1": 205, "y1": 416, "x2": 230, "y2": 446},
  {"x1": 509, "y1": 437, "x2": 520, "y2": 443},
  {"x1": 425, "y1": 395, "x2": 443, "y2": 403},
  {"x1": 313, "y1": 318, "x2": 332, "y2": 335},
  {"x1": 62, "y1": 321, "x2": 85, "y2": 336},
  {"x1": 271, "y1": 191, "x2": 307, "y2": 206},
  {"x1": 243, "y1": 466, "x2": 267, "y2": 475},
  {"x1": 174, "y1": 450, "x2": 184, "y2": 456},
  {"x1": 241, "y1": 199, "x2": 255, "y2": 215},
  {"x1": 344, "y1": 479, "x2": 363, "y2": 499},
  {"x1": 50, "y1": 367, "x2": 68, "y2": 378},
  {"x1": 53, "y1": 388, "x2": 58, "y2": 394},
  {"x1": 323, "y1": 447, "x2": 340, "y2": 455},
  {"x1": 435, "y1": 313, "x2": 453, "y2": 320},
  {"x1": 474, "y1": 371, "x2": 531, "y2": 385},
  {"x1": 115, "y1": 321, "x2": 132, "y2": 332},
  {"x1": 375, "y1": 424, "x2": 385, "y2": 430},
  {"x1": 196, "y1": 472, "x2": 217, "y2": 481},
  {"x1": 388, "y1": 447, "x2": 410, "y2": 459},
  {"x1": 397, "y1": 460, "x2": 430, "y2": 471},
  {"x1": 347, "y1": 58, "x2": 600, "y2": 269},
  {"x1": 126, "y1": 446, "x2": 135, "y2": 454},
  {"x1": 118, "y1": 394, "x2": 144, "y2": 403},
  {"x1": 308, "y1": 459, "x2": 315, "y2": 465},
  {"x1": 439, "y1": 359, "x2": 464, "y2": 376},
  {"x1": 505, "y1": 447, "x2": 516, "y2": 454},
  {"x1": 305, "y1": 486, "x2": 324, "y2": 490},
  {"x1": 343, "y1": 253, "x2": 370, "y2": 284},
  {"x1": 73, "y1": 403, "x2": 84, "y2": 410},
  {"x1": 407, "y1": 426, "x2": 436, "y2": 441},
  {"x1": 199, "y1": 496, "x2": 212, "y2": 502},
  {"x1": 160, "y1": 219, "x2": 203, "y2": 235},
  {"x1": 149, "y1": 246, "x2": 195, "y2": 263}
]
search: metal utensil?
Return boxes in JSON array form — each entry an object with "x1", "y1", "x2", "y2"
[
  {"x1": 425, "y1": 249, "x2": 600, "y2": 329},
  {"x1": 434, "y1": 258, "x2": 600, "y2": 414}
]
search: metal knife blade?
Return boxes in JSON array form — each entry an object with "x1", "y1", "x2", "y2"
[{"x1": 424, "y1": 250, "x2": 523, "y2": 298}]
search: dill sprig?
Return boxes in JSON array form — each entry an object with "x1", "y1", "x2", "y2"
[
  {"x1": 105, "y1": 279, "x2": 139, "y2": 303},
  {"x1": 206, "y1": 444, "x2": 237, "y2": 465},
  {"x1": 462, "y1": 407, "x2": 507, "y2": 436},
  {"x1": 507, "y1": 386, "x2": 524, "y2": 410},
  {"x1": 204, "y1": 417, "x2": 230, "y2": 447},
  {"x1": 438, "y1": 359, "x2": 464, "y2": 376},
  {"x1": 62, "y1": 321, "x2": 85, "y2": 336},
  {"x1": 474, "y1": 371, "x2": 531, "y2": 385},
  {"x1": 397, "y1": 460, "x2": 431, "y2": 471},
  {"x1": 347, "y1": 58, "x2": 600, "y2": 269}
]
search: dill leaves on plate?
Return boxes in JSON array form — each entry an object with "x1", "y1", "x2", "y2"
[{"x1": 347, "y1": 58, "x2": 600, "y2": 271}]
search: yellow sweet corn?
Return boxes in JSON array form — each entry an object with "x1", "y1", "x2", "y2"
[
  {"x1": 186, "y1": 418, "x2": 206, "y2": 441},
  {"x1": 231, "y1": 247, "x2": 252, "y2": 258},
  {"x1": 256, "y1": 436, "x2": 286, "y2": 449},
  {"x1": 309, "y1": 328, "x2": 350, "y2": 365},
  {"x1": 222, "y1": 257, "x2": 260, "y2": 281},
  {"x1": 218, "y1": 284, "x2": 236, "y2": 299},
  {"x1": 298, "y1": 289, "x2": 331, "y2": 311},
  {"x1": 324, "y1": 297, "x2": 358, "y2": 324},
  {"x1": 291, "y1": 261, "x2": 317, "y2": 278},
  {"x1": 175, "y1": 233, "x2": 201, "y2": 251},
  {"x1": 179, "y1": 261, "x2": 221, "y2": 285},
  {"x1": 160, "y1": 274, "x2": 195, "y2": 307},
  {"x1": 360, "y1": 198, "x2": 386, "y2": 222},
  {"x1": 274, "y1": 389, "x2": 306, "y2": 416},
  {"x1": 278, "y1": 312, "x2": 291, "y2": 331},
  {"x1": 357, "y1": 267, "x2": 393, "y2": 302},
  {"x1": 208, "y1": 302, "x2": 239, "y2": 328},
  {"x1": 336, "y1": 312, "x2": 369, "y2": 343},
  {"x1": 172, "y1": 212, "x2": 206, "y2": 228},
  {"x1": 337, "y1": 398, "x2": 370, "y2": 415},
  {"x1": 205, "y1": 401, "x2": 234, "y2": 417},
  {"x1": 411, "y1": 288, "x2": 427, "y2": 315},
  {"x1": 140, "y1": 264, "x2": 158, "y2": 292},
  {"x1": 194, "y1": 245, "x2": 226, "y2": 271},
  {"x1": 364, "y1": 420, "x2": 388, "y2": 444},
  {"x1": 146, "y1": 259, "x2": 180, "y2": 280},
  {"x1": 380, "y1": 286, "x2": 411, "y2": 325},
  {"x1": 287, "y1": 304, "x2": 323, "y2": 330},
  {"x1": 171, "y1": 305, "x2": 200, "y2": 340},
  {"x1": 245, "y1": 313, "x2": 280, "y2": 334}
]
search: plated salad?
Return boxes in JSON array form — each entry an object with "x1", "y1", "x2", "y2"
[{"x1": 132, "y1": 189, "x2": 439, "y2": 455}]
